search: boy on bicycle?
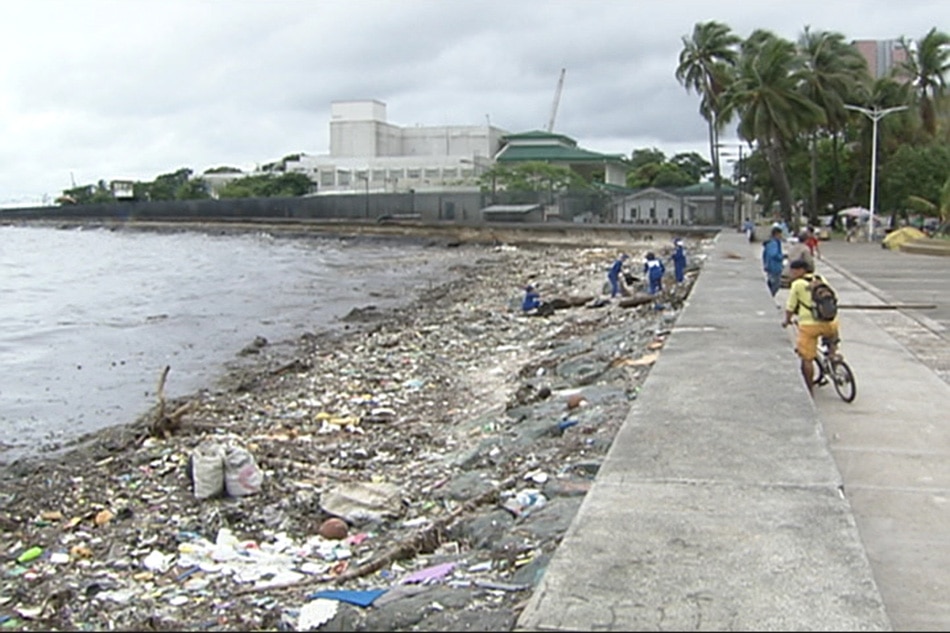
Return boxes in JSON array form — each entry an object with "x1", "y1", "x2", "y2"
[{"x1": 782, "y1": 259, "x2": 840, "y2": 397}]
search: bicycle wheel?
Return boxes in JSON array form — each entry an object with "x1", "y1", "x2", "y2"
[{"x1": 830, "y1": 359, "x2": 856, "y2": 403}]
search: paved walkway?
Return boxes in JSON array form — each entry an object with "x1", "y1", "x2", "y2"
[{"x1": 516, "y1": 230, "x2": 950, "y2": 631}]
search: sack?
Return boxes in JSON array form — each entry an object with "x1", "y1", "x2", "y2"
[
  {"x1": 809, "y1": 276, "x2": 838, "y2": 321},
  {"x1": 190, "y1": 443, "x2": 226, "y2": 500},
  {"x1": 223, "y1": 445, "x2": 264, "y2": 497}
]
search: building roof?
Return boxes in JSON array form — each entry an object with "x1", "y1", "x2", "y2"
[
  {"x1": 496, "y1": 130, "x2": 629, "y2": 166},
  {"x1": 677, "y1": 182, "x2": 737, "y2": 196}
]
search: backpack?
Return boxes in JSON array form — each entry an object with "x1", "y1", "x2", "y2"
[{"x1": 807, "y1": 275, "x2": 838, "y2": 321}]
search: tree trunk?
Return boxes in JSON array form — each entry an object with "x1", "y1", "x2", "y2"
[
  {"x1": 707, "y1": 116, "x2": 723, "y2": 225},
  {"x1": 764, "y1": 141, "x2": 795, "y2": 226},
  {"x1": 808, "y1": 131, "x2": 819, "y2": 226}
]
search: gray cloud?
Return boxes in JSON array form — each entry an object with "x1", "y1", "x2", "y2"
[{"x1": 0, "y1": 0, "x2": 945, "y2": 203}]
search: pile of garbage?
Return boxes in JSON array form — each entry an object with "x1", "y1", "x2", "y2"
[{"x1": 0, "y1": 237, "x2": 709, "y2": 631}]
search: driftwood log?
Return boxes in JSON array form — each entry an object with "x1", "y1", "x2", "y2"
[{"x1": 147, "y1": 365, "x2": 194, "y2": 439}]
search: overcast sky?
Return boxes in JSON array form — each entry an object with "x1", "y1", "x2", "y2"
[{"x1": 0, "y1": 0, "x2": 945, "y2": 205}]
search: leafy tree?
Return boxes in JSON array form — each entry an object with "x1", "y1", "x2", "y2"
[
  {"x1": 652, "y1": 164, "x2": 696, "y2": 187},
  {"x1": 669, "y1": 152, "x2": 712, "y2": 182},
  {"x1": 676, "y1": 20, "x2": 741, "y2": 223},
  {"x1": 629, "y1": 148, "x2": 666, "y2": 170},
  {"x1": 176, "y1": 179, "x2": 210, "y2": 200},
  {"x1": 480, "y1": 162, "x2": 586, "y2": 203},
  {"x1": 204, "y1": 166, "x2": 244, "y2": 174},
  {"x1": 878, "y1": 143, "x2": 950, "y2": 218},
  {"x1": 724, "y1": 29, "x2": 825, "y2": 225},
  {"x1": 897, "y1": 27, "x2": 950, "y2": 135},
  {"x1": 797, "y1": 27, "x2": 869, "y2": 222},
  {"x1": 217, "y1": 172, "x2": 314, "y2": 198}
]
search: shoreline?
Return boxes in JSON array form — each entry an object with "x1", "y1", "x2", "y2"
[{"x1": 0, "y1": 227, "x2": 708, "y2": 631}]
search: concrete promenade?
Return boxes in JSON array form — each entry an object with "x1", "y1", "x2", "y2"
[{"x1": 517, "y1": 230, "x2": 950, "y2": 631}]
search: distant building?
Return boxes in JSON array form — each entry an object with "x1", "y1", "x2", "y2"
[
  {"x1": 852, "y1": 39, "x2": 910, "y2": 80},
  {"x1": 286, "y1": 100, "x2": 509, "y2": 194},
  {"x1": 110, "y1": 180, "x2": 135, "y2": 200},
  {"x1": 284, "y1": 100, "x2": 630, "y2": 195}
]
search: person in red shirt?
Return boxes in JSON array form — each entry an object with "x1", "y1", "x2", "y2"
[{"x1": 803, "y1": 227, "x2": 821, "y2": 260}]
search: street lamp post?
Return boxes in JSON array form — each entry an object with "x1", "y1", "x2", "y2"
[
  {"x1": 717, "y1": 142, "x2": 745, "y2": 225},
  {"x1": 844, "y1": 104, "x2": 908, "y2": 242}
]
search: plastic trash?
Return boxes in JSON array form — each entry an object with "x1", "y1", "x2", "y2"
[
  {"x1": 400, "y1": 562, "x2": 455, "y2": 585},
  {"x1": 308, "y1": 588, "x2": 387, "y2": 607},
  {"x1": 298, "y1": 599, "x2": 338, "y2": 631},
  {"x1": 16, "y1": 547, "x2": 42, "y2": 564},
  {"x1": 223, "y1": 444, "x2": 263, "y2": 497}
]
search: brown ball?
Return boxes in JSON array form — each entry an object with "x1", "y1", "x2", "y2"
[{"x1": 318, "y1": 517, "x2": 349, "y2": 540}]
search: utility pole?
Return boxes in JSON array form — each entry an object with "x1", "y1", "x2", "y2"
[{"x1": 844, "y1": 104, "x2": 908, "y2": 242}]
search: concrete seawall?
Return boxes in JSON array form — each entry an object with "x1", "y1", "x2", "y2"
[{"x1": 516, "y1": 230, "x2": 890, "y2": 631}]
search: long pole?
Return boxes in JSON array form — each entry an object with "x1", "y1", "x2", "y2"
[
  {"x1": 868, "y1": 117, "x2": 879, "y2": 243},
  {"x1": 844, "y1": 104, "x2": 908, "y2": 242}
]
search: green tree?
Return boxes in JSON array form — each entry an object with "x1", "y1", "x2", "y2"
[
  {"x1": 217, "y1": 172, "x2": 314, "y2": 198},
  {"x1": 725, "y1": 30, "x2": 825, "y2": 225},
  {"x1": 629, "y1": 148, "x2": 666, "y2": 169},
  {"x1": 897, "y1": 27, "x2": 950, "y2": 136},
  {"x1": 176, "y1": 179, "x2": 210, "y2": 200},
  {"x1": 669, "y1": 152, "x2": 712, "y2": 182},
  {"x1": 676, "y1": 20, "x2": 741, "y2": 224},
  {"x1": 797, "y1": 27, "x2": 868, "y2": 221},
  {"x1": 481, "y1": 162, "x2": 585, "y2": 203},
  {"x1": 878, "y1": 143, "x2": 950, "y2": 218}
]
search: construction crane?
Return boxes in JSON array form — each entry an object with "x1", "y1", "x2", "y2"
[{"x1": 546, "y1": 68, "x2": 566, "y2": 132}]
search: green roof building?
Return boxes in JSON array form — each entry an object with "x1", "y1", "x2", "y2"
[{"x1": 495, "y1": 131, "x2": 630, "y2": 187}]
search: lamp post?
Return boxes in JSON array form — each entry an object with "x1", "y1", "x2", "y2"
[
  {"x1": 717, "y1": 142, "x2": 745, "y2": 225},
  {"x1": 844, "y1": 104, "x2": 908, "y2": 242}
]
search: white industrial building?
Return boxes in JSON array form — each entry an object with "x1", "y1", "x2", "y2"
[{"x1": 285, "y1": 100, "x2": 509, "y2": 194}]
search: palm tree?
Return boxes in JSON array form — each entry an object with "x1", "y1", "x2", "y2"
[
  {"x1": 724, "y1": 30, "x2": 825, "y2": 226},
  {"x1": 897, "y1": 27, "x2": 950, "y2": 135},
  {"x1": 797, "y1": 27, "x2": 868, "y2": 222},
  {"x1": 676, "y1": 21, "x2": 740, "y2": 224}
]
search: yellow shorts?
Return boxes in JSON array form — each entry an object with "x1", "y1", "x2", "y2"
[{"x1": 796, "y1": 321, "x2": 839, "y2": 361}]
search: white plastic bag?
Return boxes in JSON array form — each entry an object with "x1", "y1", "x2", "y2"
[{"x1": 223, "y1": 444, "x2": 263, "y2": 497}]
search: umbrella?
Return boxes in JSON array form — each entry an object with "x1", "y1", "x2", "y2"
[{"x1": 837, "y1": 206, "x2": 871, "y2": 218}]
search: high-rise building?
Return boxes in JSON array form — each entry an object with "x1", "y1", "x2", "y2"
[{"x1": 852, "y1": 39, "x2": 910, "y2": 79}]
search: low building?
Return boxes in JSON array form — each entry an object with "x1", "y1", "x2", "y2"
[{"x1": 614, "y1": 187, "x2": 697, "y2": 225}]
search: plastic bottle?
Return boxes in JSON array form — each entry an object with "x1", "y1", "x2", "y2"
[{"x1": 17, "y1": 546, "x2": 43, "y2": 563}]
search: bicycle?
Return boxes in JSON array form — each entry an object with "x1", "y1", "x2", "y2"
[{"x1": 813, "y1": 336, "x2": 856, "y2": 403}]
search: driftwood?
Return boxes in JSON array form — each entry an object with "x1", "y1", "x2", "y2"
[
  {"x1": 147, "y1": 365, "x2": 194, "y2": 439},
  {"x1": 618, "y1": 293, "x2": 656, "y2": 308}
]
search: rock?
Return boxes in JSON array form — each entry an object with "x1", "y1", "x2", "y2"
[{"x1": 318, "y1": 517, "x2": 349, "y2": 540}]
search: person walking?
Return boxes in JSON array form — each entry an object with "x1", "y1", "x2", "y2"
[
  {"x1": 644, "y1": 252, "x2": 665, "y2": 295},
  {"x1": 671, "y1": 238, "x2": 687, "y2": 284},
  {"x1": 782, "y1": 259, "x2": 840, "y2": 397},
  {"x1": 607, "y1": 253, "x2": 629, "y2": 298},
  {"x1": 803, "y1": 226, "x2": 821, "y2": 260},
  {"x1": 762, "y1": 226, "x2": 785, "y2": 297},
  {"x1": 742, "y1": 218, "x2": 756, "y2": 242}
]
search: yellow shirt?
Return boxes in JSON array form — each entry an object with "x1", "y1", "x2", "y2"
[{"x1": 786, "y1": 274, "x2": 834, "y2": 325}]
